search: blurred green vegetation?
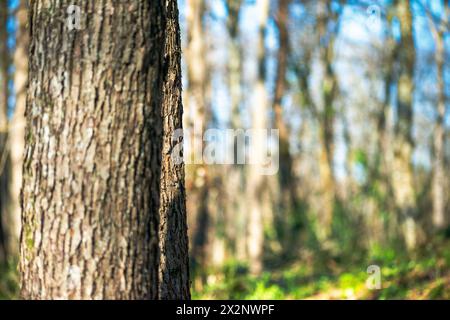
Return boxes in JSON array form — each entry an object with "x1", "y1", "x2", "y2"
[
  {"x1": 0, "y1": 259, "x2": 19, "y2": 300},
  {"x1": 192, "y1": 240, "x2": 450, "y2": 300},
  {"x1": 2, "y1": 241, "x2": 449, "y2": 300}
]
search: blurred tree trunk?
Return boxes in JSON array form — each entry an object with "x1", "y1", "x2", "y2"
[
  {"x1": 226, "y1": 0, "x2": 242, "y2": 132},
  {"x1": 185, "y1": 0, "x2": 211, "y2": 284},
  {"x1": 273, "y1": 0, "x2": 292, "y2": 192},
  {"x1": 376, "y1": 14, "x2": 398, "y2": 241},
  {"x1": 0, "y1": 0, "x2": 10, "y2": 264},
  {"x1": 273, "y1": 0, "x2": 298, "y2": 249},
  {"x1": 316, "y1": 0, "x2": 340, "y2": 241},
  {"x1": 224, "y1": 0, "x2": 246, "y2": 262},
  {"x1": 247, "y1": 0, "x2": 270, "y2": 275},
  {"x1": 392, "y1": 0, "x2": 419, "y2": 249},
  {"x1": 158, "y1": 0, "x2": 191, "y2": 299},
  {"x1": 429, "y1": 8, "x2": 448, "y2": 230},
  {"x1": 7, "y1": 0, "x2": 28, "y2": 262},
  {"x1": 20, "y1": 0, "x2": 189, "y2": 300}
]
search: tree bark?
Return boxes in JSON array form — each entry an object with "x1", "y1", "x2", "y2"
[
  {"x1": 20, "y1": 0, "x2": 189, "y2": 300},
  {"x1": 158, "y1": 0, "x2": 190, "y2": 300}
]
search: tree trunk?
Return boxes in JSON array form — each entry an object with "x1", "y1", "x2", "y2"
[
  {"x1": 20, "y1": 0, "x2": 189, "y2": 300},
  {"x1": 224, "y1": 0, "x2": 246, "y2": 262},
  {"x1": 375, "y1": 17, "x2": 397, "y2": 242},
  {"x1": 247, "y1": 0, "x2": 270, "y2": 275},
  {"x1": 158, "y1": 0, "x2": 191, "y2": 300},
  {"x1": 392, "y1": 0, "x2": 418, "y2": 249},
  {"x1": 0, "y1": 0, "x2": 10, "y2": 264},
  {"x1": 7, "y1": 0, "x2": 29, "y2": 261},
  {"x1": 273, "y1": 0, "x2": 299, "y2": 249},
  {"x1": 185, "y1": 0, "x2": 211, "y2": 282},
  {"x1": 316, "y1": 0, "x2": 339, "y2": 241},
  {"x1": 430, "y1": 12, "x2": 447, "y2": 230},
  {"x1": 273, "y1": 0, "x2": 291, "y2": 182}
]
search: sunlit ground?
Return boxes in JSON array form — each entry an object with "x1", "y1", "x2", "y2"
[{"x1": 191, "y1": 239, "x2": 450, "y2": 300}]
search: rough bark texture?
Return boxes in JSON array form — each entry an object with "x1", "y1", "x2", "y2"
[
  {"x1": 158, "y1": 0, "x2": 190, "y2": 300},
  {"x1": 20, "y1": 0, "x2": 189, "y2": 300}
]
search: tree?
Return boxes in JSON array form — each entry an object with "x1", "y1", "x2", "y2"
[
  {"x1": 273, "y1": 0, "x2": 298, "y2": 249},
  {"x1": 305, "y1": 0, "x2": 342, "y2": 241},
  {"x1": 224, "y1": 0, "x2": 247, "y2": 263},
  {"x1": 428, "y1": 2, "x2": 448, "y2": 230},
  {"x1": 8, "y1": 0, "x2": 29, "y2": 261},
  {"x1": 185, "y1": 0, "x2": 211, "y2": 282},
  {"x1": 0, "y1": 0, "x2": 10, "y2": 264},
  {"x1": 247, "y1": 0, "x2": 271, "y2": 275},
  {"x1": 158, "y1": 0, "x2": 191, "y2": 300},
  {"x1": 391, "y1": 0, "x2": 419, "y2": 249},
  {"x1": 20, "y1": 0, "x2": 189, "y2": 300},
  {"x1": 374, "y1": 6, "x2": 398, "y2": 241}
]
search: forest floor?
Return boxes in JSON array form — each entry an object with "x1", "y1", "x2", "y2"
[
  {"x1": 1, "y1": 241, "x2": 450, "y2": 299},
  {"x1": 193, "y1": 240, "x2": 450, "y2": 300},
  {"x1": 0, "y1": 260, "x2": 18, "y2": 299}
]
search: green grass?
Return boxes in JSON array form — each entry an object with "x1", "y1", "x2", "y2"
[{"x1": 192, "y1": 242, "x2": 450, "y2": 300}]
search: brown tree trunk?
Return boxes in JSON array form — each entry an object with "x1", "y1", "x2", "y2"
[
  {"x1": 273, "y1": 0, "x2": 292, "y2": 185},
  {"x1": 247, "y1": 0, "x2": 270, "y2": 275},
  {"x1": 185, "y1": 0, "x2": 211, "y2": 282},
  {"x1": 0, "y1": 0, "x2": 10, "y2": 264},
  {"x1": 7, "y1": 0, "x2": 28, "y2": 262},
  {"x1": 273, "y1": 0, "x2": 298, "y2": 249},
  {"x1": 375, "y1": 17, "x2": 397, "y2": 242},
  {"x1": 20, "y1": 0, "x2": 189, "y2": 300},
  {"x1": 158, "y1": 0, "x2": 191, "y2": 300},
  {"x1": 392, "y1": 0, "x2": 419, "y2": 249},
  {"x1": 224, "y1": 0, "x2": 246, "y2": 262},
  {"x1": 316, "y1": 0, "x2": 339, "y2": 241}
]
